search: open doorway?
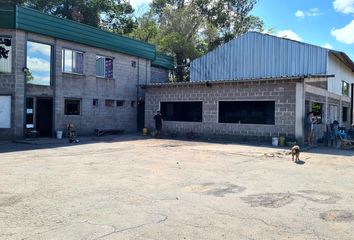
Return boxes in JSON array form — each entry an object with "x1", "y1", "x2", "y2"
[{"x1": 36, "y1": 98, "x2": 53, "y2": 137}]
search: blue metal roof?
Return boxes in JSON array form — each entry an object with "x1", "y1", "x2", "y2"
[{"x1": 190, "y1": 32, "x2": 341, "y2": 82}]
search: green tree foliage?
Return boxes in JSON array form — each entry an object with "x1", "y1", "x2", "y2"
[
  {"x1": 22, "y1": 0, "x2": 137, "y2": 33},
  {"x1": 132, "y1": 0, "x2": 263, "y2": 81}
]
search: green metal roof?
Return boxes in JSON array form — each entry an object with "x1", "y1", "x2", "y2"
[
  {"x1": 152, "y1": 54, "x2": 175, "y2": 69},
  {"x1": 0, "y1": 4, "x2": 163, "y2": 61}
]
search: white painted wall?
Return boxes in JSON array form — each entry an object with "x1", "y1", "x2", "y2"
[
  {"x1": 327, "y1": 54, "x2": 354, "y2": 96},
  {"x1": 0, "y1": 96, "x2": 11, "y2": 128}
]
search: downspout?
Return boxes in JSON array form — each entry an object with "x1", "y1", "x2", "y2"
[
  {"x1": 136, "y1": 58, "x2": 140, "y2": 131},
  {"x1": 23, "y1": 32, "x2": 28, "y2": 139},
  {"x1": 52, "y1": 38, "x2": 56, "y2": 137},
  {"x1": 351, "y1": 84, "x2": 354, "y2": 124}
]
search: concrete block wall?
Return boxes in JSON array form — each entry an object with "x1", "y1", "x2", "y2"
[
  {"x1": 0, "y1": 29, "x2": 25, "y2": 139},
  {"x1": 145, "y1": 79, "x2": 300, "y2": 140},
  {"x1": 151, "y1": 66, "x2": 169, "y2": 83},
  {"x1": 52, "y1": 37, "x2": 150, "y2": 135},
  {"x1": 1, "y1": 29, "x2": 152, "y2": 139}
]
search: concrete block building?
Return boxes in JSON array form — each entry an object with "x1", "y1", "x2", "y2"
[
  {"x1": 145, "y1": 32, "x2": 354, "y2": 144},
  {"x1": 0, "y1": 4, "x2": 173, "y2": 140}
]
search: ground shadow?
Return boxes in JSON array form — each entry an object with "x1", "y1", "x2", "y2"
[
  {"x1": 0, "y1": 134, "x2": 148, "y2": 154},
  {"x1": 295, "y1": 160, "x2": 305, "y2": 165}
]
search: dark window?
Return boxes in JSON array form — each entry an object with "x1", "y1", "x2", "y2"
[
  {"x1": 65, "y1": 99, "x2": 80, "y2": 115},
  {"x1": 116, "y1": 100, "x2": 125, "y2": 107},
  {"x1": 219, "y1": 101, "x2": 275, "y2": 125},
  {"x1": 311, "y1": 102, "x2": 323, "y2": 124},
  {"x1": 93, "y1": 99, "x2": 98, "y2": 106},
  {"x1": 161, "y1": 102, "x2": 202, "y2": 122},
  {"x1": 343, "y1": 107, "x2": 348, "y2": 122},
  {"x1": 342, "y1": 81, "x2": 349, "y2": 96},
  {"x1": 131, "y1": 101, "x2": 135, "y2": 108},
  {"x1": 105, "y1": 99, "x2": 115, "y2": 107}
]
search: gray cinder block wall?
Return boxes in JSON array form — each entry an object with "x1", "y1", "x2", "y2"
[
  {"x1": 145, "y1": 79, "x2": 300, "y2": 140},
  {"x1": 0, "y1": 29, "x2": 25, "y2": 139},
  {"x1": 1, "y1": 29, "x2": 152, "y2": 138},
  {"x1": 151, "y1": 66, "x2": 169, "y2": 83}
]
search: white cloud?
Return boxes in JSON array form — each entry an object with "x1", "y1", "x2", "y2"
[
  {"x1": 277, "y1": 30, "x2": 303, "y2": 42},
  {"x1": 28, "y1": 42, "x2": 51, "y2": 57},
  {"x1": 295, "y1": 8, "x2": 321, "y2": 18},
  {"x1": 295, "y1": 10, "x2": 305, "y2": 18},
  {"x1": 333, "y1": 0, "x2": 354, "y2": 14},
  {"x1": 331, "y1": 20, "x2": 354, "y2": 44},
  {"x1": 322, "y1": 43, "x2": 334, "y2": 49},
  {"x1": 27, "y1": 57, "x2": 51, "y2": 72}
]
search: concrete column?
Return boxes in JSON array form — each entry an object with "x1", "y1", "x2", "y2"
[{"x1": 295, "y1": 82, "x2": 305, "y2": 145}]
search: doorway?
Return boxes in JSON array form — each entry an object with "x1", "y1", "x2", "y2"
[
  {"x1": 36, "y1": 98, "x2": 53, "y2": 137},
  {"x1": 137, "y1": 100, "x2": 145, "y2": 132},
  {"x1": 26, "y1": 97, "x2": 53, "y2": 137}
]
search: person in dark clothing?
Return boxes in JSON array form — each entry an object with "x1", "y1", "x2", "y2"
[
  {"x1": 154, "y1": 110, "x2": 163, "y2": 138},
  {"x1": 305, "y1": 111, "x2": 315, "y2": 146}
]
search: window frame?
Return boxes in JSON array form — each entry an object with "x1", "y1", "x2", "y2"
[
  {"x1": 218, "y1": 100, "x2": 275, "y2": 125},
  {"x1": 160, "y1": 101, "x2": 203, "y2": 122},
  {"x1": 105, "y1": 99, "x2": 115, "y2": 107},
  {"x1": 96, "y1": 55, "x2": 114, "y2": 79},
  {"x1": 0, "y1": 95, "x2": 11, "y2": 128},
  {"x1": 342, "y1": 80, "x2": 349, "y2": 96},
  {"x1": 62, "y1": 48, "x2": 84, "y2": 74},
  {"x1": 26, "y1": 40, "x2": 53, "y2": 86},
  {"x1": 0, "y1": 36, "x2": 12, "y2": 73},
  {"x1": 64, "y1": 99, "x2": 81, "y2": 116}
]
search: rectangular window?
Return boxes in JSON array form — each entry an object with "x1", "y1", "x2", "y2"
[
  {"x1": 62, "y1": 49, "x2": 84, "y2": 74},
  {"x1": 0, "y1": 96, "x2": 11, "y2": 128},
  {"x1": 93, "y1": 99, "x2": 98, "y2": 106},
  {"x1": 342, "y1": 81, "x2": 349, "y2": 96},
  {"x1": 105, "y1": 99, "x2": 115, "y2": 107},
  {"x1": 161, "y1": 102, "x2": 202, "y2": 122},
  {"x1": 343, "y1": 107, "x2": 348, "y2": 122},
  {"x1": 311, "y1": 102, "x2": 323, "y2": 124},
  {"x1": 96, "y1": 55, "x2": 113, "y2": 78},
  {"x1": 65, "y1": 99, "x2": 81, "y2": 115},
  {"x1": 131, "y1": 101, "x2": 135, "y2": 108},
  {"x1": 0, "y1": 37, "x2": 12, "y2": 73},
  {"x1": 219, "y1": 101, "x2": 275, "y2": 125},
  {"x1": 116, "y1": 100, "x2": 125, "y2": 107},
  {"x1": 26, "y1": 41, "x2": 52, "y2": 86}
]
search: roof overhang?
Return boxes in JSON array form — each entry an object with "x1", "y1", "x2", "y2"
[
  {"x1": 329, "y1": 50, "x2": 354, "y2": 72},
  {"x1": 145, "y1": 74, "x2": 334, "y2": 88}
]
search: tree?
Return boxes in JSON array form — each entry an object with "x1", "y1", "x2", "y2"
[
  {"x1": 23, "y1": 0, "x2": 137, "y2": 33},
  {"x1": 134, "y1": 0, "x2": 263, "y2": 81}
]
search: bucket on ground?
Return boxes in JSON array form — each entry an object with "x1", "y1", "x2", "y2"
[
  {"x1": 279, "y1": 136, "x2": 286, "y2": 146},
  {"x1": 56, "y1": 131, "x2": 63, "y2": 139},
  {"x1": 272, "y1": 137, "x2": 279, "y2": 146},
  {"x1": 143, "y1": 128, "x2": 148, "y2": 136}
]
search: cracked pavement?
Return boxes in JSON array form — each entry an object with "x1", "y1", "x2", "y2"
[{"x1": 0, "y1": 136, "x2": 353, "y2": 239}]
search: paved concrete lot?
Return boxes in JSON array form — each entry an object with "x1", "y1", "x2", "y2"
[{"x1": 0, "y1": 136, "x2": 354, "y2": 240}]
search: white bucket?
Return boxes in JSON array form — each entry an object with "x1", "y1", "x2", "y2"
[
  {"x1": 272, "y1": 137, "x2": 279, "y2": 146},
  {"x1": 56, "y1": 131, "x2": 63, "y2": 139}
]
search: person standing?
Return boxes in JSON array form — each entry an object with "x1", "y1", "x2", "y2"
[
  {"x1": 154, "y1": 110, "x2": 163, "y2": 138},
  {"x1": 305, "y1": 111, "x2": 315, "y2": 146}
]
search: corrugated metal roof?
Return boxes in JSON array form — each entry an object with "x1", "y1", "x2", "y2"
[
  {"x1": 0, "y1": 4, "x2": 15, "y2": 29},
  {"x1": 146, "y1": 74, "x2": 333, "y2": 88},
  {"x1": 190, "y1": 32, "x2": 330, "y2": 82},
  {"x1": 0, "y1": 4, "x2": 173, "y2": 63},
  {"x1": 152, "y1": 53, "x2": 175, "y2": 69}
]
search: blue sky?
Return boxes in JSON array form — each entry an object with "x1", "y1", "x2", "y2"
[
  {"x1": 251, "y1": 0, "x2": 354, "y2": 60},
  {"x1": 130, "y1": 0, "x2": 354, "y2": 60}
]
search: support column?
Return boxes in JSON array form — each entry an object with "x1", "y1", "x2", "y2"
[{"x1": 295, "y1": 82, "x2": 305, "y2": 145}]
